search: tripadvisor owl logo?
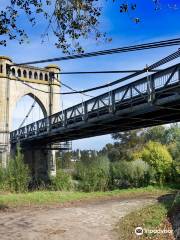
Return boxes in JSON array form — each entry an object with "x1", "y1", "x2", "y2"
[{"x1": 135, "y1": 227, "x2": 144, "y2": 236}]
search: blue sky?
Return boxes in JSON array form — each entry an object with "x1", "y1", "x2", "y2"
[{"x1": 0, "y1": 0, "x2": 180, "y2": 150}]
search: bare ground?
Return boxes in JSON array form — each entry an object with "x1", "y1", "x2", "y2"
[{"x1": 0, "y1": 197, "x2": 156, "y2": 240}]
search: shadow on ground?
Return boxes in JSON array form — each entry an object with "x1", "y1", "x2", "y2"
[
  {"x1": 0, "y1": 204, "x2": 8, "y2": 211},
  {"x1": 157, "y1": 193, "x2": 180, "y2": 240}
]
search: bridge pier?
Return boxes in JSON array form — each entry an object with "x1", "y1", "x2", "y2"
[
  {"x1": 0, "y1": 151, "x2": 9, "y2": 168},
  {"x1": 11, "y1": 143, "x2": 57, "y2": 182}
]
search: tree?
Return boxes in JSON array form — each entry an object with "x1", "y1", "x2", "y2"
[
  {"x1": 112, "y1": 130, "x2": 144, "y2": 148},
  {"x1": 164, "y1": 123, "x2": 180, "y2": 145},
  {"x1": 0, "y1": 1, "x2": 175, "y2": 53},
  {"x1": 107, "y1": 148, "x2": 121, "y2": 162},
  {"x1": 111, "y1": 129, "x2": 144, "y2": 161},
  {"x1": 141, "y1": 141, "x2": 173, "y2": 185},
  {"x1": 144, "y1": 124, "x2": 180, "y2": 145},
  {"x1": 0, "y1": 0, "x2": 107, "y2": 53},
  {"x1": 143, "y1": 126, "x2": 166, "y2": 144}
]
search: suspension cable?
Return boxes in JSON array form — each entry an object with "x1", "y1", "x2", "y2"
[
  {"x1": 12, "y1": 49, "x2": 180, "y2": 95},
  {"x1": 11, "y1": 38, "x2": 180, "y2": 66},
  {"x1": 18, "y1": 99, "x2": 36, "y2": 128},
  {"x1": 56, "y1": 69, "x2": 162, "y2": 75},
  {"x1": 55, "y1": 78, "x2": 94, "y2": 98}
]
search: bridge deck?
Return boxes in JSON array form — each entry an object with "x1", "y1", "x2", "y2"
[{"x1": 10, "y1": 63, "x2": 180, "y2": 145}]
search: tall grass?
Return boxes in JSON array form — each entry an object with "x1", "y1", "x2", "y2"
[
  {"x1": 50, "y1": 169, "x2": 73, "y2": 191},
  {"x1": 75, "y1": 156, "x2": 110, "y2": 192},
  {"x1": 0, "y1": 147, "x2": 30, "y2": 193},
  {"x1": 110, "y1": 160, "x2": 155, "y2": 189}
]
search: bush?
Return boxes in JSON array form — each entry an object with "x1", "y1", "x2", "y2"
[
  {"x1": 50, "y1": 169, "x2": 72, "y2": 191},
  {"x1": 0, "y1": 166, "x2": 5, "y2": 190},
  {"x1": 168, "y1": 143, "x2": 180, "y2": 184},
  {"x1": 3, "y1": 147, "x2": 30, "y2": 193},
  {"x1": 141, "y1": 141, "x2": 173, "y2": 185},
  {"x1": 110, "y1": 160, "x2": 154, "y2": 189},
  {"x1": 75, "y1": 156, "x2": 110, "y2": 192}
]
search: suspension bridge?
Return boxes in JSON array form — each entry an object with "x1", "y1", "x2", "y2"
[
  {"x1": 1, "y1": 38, "x2": 180, "y2": 179},
  {"x1": 10, "y1": 62, "x2": 180, "y2": 145}
]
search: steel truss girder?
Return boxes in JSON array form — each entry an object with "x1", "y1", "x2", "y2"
[{"x1": 10, "y1": 63, "x2": 180, "y2": 144}]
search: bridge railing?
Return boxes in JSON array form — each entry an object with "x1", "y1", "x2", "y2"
[{"x1": 10, "y1": 63, "x2": 180, "y2": 143}]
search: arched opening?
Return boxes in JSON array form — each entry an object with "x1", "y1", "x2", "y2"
[
  {"x1": 45, "y1": 73, "x2": 48, "y2": 81},
  {"x1": 0, "y1": 64, "x2": 3, "y2": 73},
  {"x1": 39, "y1": 73, "x2": 43, "y2": 80},
  {"x1": 11, "y1": 68, "x2": 16, "y2": 76},
  {"x1": 23, "y1": 70, "x2": 27, "y2": 78},
  {"x1": 34, "y1": 72, "x2": 38, "y2": 80},
  {"x1": 17, "y1": 69, "x2": 21, "y2": 77},
  {"x1": 12, "y1": 93, "x2": 47, "y2": 131},
  {"x1": 29, "y1": 71, "x2": 32, "y2": 79}
]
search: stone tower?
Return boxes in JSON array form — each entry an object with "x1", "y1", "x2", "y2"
[{"x1": 0, "y1": 56, "x2": 61, "y2": 171}]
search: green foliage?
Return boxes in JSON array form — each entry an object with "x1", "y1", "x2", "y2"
[
  {"x1": 143, "y1": 126, "x2": 166, "y2": 144},
  {"x1": 141, "y1": 141, "x2": 173, "y2": 185},
  {"x1": 61, "y1": 152, "x2": 72, "y2": 169},
  {"x1": 143, "y1": 124, "x2": 180, "y2": 145},
  {"x1": 168, "y1": 142, "x2": 180, "y2": 183},
  {"x1": 112, "y1": 130, "x2": 143, "y2": 147},
  {"x1": 75, "y1": 156, "x2": 110, "y2": 192},
  {"x1": 0, "y1": 166, "x2": 5, "y2": 190},
  {"x1": 110, "y1": 160, "x2": 154, "y2": 189},
  {"x1": 79, "y1": 150, "x2": 98, "y2": 164},
  {"x1": 0, "y1": 186, "x2": 171, "y2": 207},
  {"x1": 105, "y1": 130, "x2": 144, "y2": 162},
  {"x1": 0, "y1": 1, "x2": 176, "y2": 52},
  {"x1": 107, "y1": 148, "x2": 121, "y2": 162},
  {"x1": 1, "y1": 147, "x2": 30, "y2": 193},
  {"x1": 0, "y1": 0, "x2": 109, "y2": 53},
  {"x1": 50, "y1": 169, "x2": 72, "y2": 191}
]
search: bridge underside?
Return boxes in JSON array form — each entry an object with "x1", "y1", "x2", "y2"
[
  {"x1": 16, "y1": 93, "x2": 180, "y2": 148},
  {"x1": 10, "y1": 63, "x2": 180, "y2": 148}
]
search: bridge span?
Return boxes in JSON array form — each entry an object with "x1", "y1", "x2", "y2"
[{"x1": 10, "y1": 63, "x2": 180, "y2": 146}]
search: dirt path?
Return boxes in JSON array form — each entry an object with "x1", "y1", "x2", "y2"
[{"x1": 0, "y1": 197, "x2": 156, "y2": 240}]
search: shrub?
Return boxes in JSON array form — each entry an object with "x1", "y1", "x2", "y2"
[
  {"x1": 141, "y1": 141, "x2": 173, "y2": 185},
  {"x1": 75, "y1": 156, "x2": 110, "y2": 192},
  {"x1": 4, "y1": 147, "x2": 30, "y2": 193},
  {"x1": 50, "y1": 169, "x2": 72, "y2": 191},
  {"x1": 0, "y1": 166, "x2": 5, "y2": 190},
  {"x1": 110, "y1": 160, "x2": 154, "y2": 189},
  {"x1": 167, "y1": 143, "x2": 180, "y2": 184}
]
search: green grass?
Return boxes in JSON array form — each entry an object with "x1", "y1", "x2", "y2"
[
  {"x1": 0, "y1": 185, "x2": 175, "y2": 207},
  {"x1": 116, "y1": 192, "x2": 179, "y2": 240}
]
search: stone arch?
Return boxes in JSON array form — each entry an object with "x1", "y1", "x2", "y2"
[
  {"x1": 29, "y1": 71, "x2": 32, "y2": 79},
  {"x1": 34, "y1": 72, "x2": 38, "y2": 80},
  {"x1": 17, "y1": 69, "x2": 21, "y2": 77},
  {"x1": 0, "y1": 64, "x2": 3, "y2": 73},
  {"x1": 11, "y1": 92, "x2": 48, "y2": 122},
  {"x1": 26, "y1": 93, "x2": 47, "y2": 117},
  {"x1": 23, "y1": 70, "x2": 27, "y2": 78},
  {"x1": 11, "y1": 68, "x2": 16, "y2": 76},
  {"x1": 39, "y1": 72, "x2": 43, "y2": 80},
  {"x1": 45, "y1": 73, "x2": 48, "y2": 81}
]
